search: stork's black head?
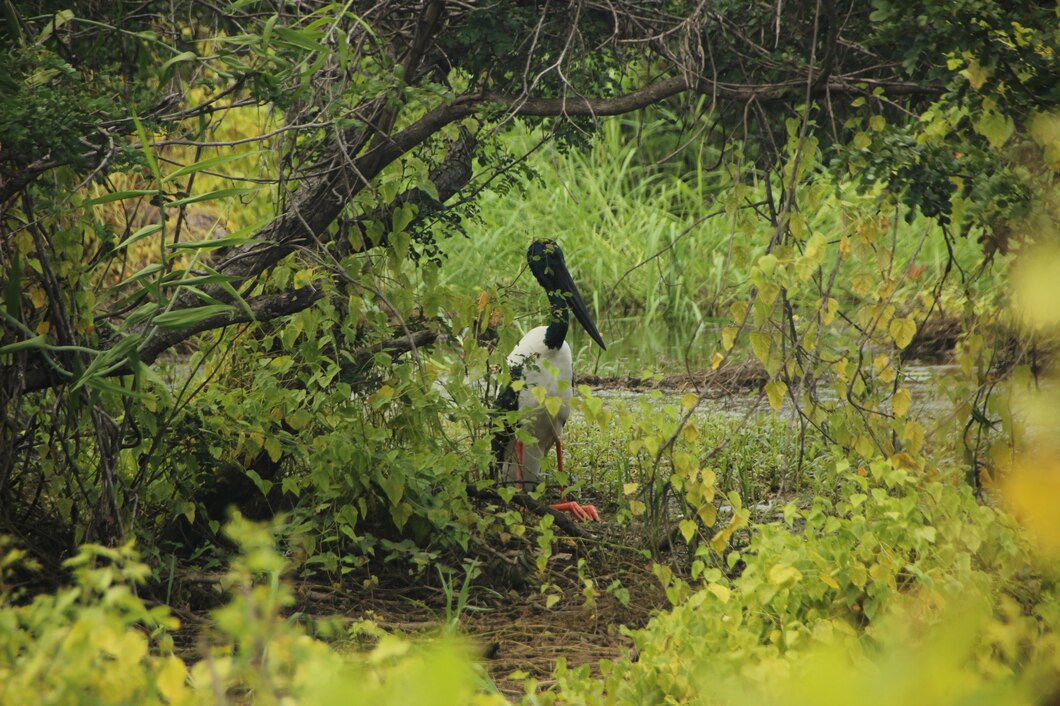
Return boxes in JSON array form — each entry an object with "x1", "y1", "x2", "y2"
[{"x1": 527, "y1": 239, "x2": 606, "y2": 350}]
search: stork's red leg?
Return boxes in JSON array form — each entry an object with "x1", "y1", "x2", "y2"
[
  {"x1": 549, "y1": 440, "x2": 600, "y2": 521},
  {"x1": 515, "y1": 440, "x2": 524, "y2": 491}
]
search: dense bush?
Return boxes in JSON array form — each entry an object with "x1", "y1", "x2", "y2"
[{"x1": 543, "y1": 458, "x2": 1059, "y2": 705}]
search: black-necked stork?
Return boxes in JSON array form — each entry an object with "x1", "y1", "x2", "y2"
[{"x1": 493, "y1": 239, "x2": 606, "y2": 522}]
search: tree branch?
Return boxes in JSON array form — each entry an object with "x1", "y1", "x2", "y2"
[
  {"x1": 15, "y1": 285, "x2": 325, "y2": 394},
  {"x1": 201, "y1": 68, "x2": 941, "y2": 289}
]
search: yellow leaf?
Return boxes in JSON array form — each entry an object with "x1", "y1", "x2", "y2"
[
  {"x1": 1012, "y1": 245, "x2": 1060, "y2": 331},
  {"x1": 757, "y1": 253, "x2": 779, "y2": 275},
  {"x1": 764, "y1": 379, "x2": 787, "y2": 412},
  {"x1": 823, "y1": 297, "x2": 839, "y2": 324},
  {"x1": 531, "y1": 386, "x2": 547, "y2": 404},
  {"x1": 889, "y1": 317, "x2": 917, "y2": 349},
  {"x1": 767, "y1": 564, "x2": 803, "y2": 585},
  {"x1": 264, "y1": 437, "x2": 282, "y2": 463},
  {"x1": 818, "y1": 571, "x2": 840, "y2": 589},
  {"x1": 721, "y1": 326, "x2": 737, "y2": 351},
  {"x1": 681, "y1": 392, "x2": 698, "y2": 412},
  {"x1": 15, "y1": 231, "x2": 34, "y2": 255},
  {"x1": 36, "y1": 320, "x2": 51, "y2": 336},
  {"x1": 286, "y1": 409, "x2": 312, "y2": 431},
  {"x1": 29, "y1": 286, "x2": 47, "y2": 308},
  {"x1": 749, "y1": 332, "x2": 771, "y2": 365},
  {"x1": 476, "y1": 289, "x2": 490, "y2": 314},
  {"x1": 902, "y1": 420, "x2": 925, "y2": 455},
  {"x1": 679, "y1": 519, "x2": 697, "y2": 542},
  {"x1": 370, "y1": 384, "x2": 395, "y2": 408},
  {"x1": 545, "y1": 593, "x2": 561, "y2": 609},
  {"x1": 697, "y1": 503, "x2": 717, "y2": 526},
  {"x1": 758, "y1": 281, "x2": 780, "y2": 306},
  {"x1": 1003, "y1": 452, "x2": 1060, "y2": 557},
  {"x1": 711, "y1": 352, "x2": 724, "y2": 370},
  {"x1": 855, "y1": 434, "x2": 877, "y2": 458},
  {"x1": 892, "y1": 388, "x2": 912, "y2": 417},
  {"x1": 707, "y1": 583, "x2": 731, "y2": 603},
  {"x1": 156, "y1": 655, "x2": 188, "y2": 704},
  {"x1": 653, "y1": 563, "x2": 673, "y2": 587},
  {"x1": 684, "y1": 423, "x2": 700, "y2": 443},
  {"x1": 369, "y1": 635, "x2": 411, "y2": 664},
  {"x1": 804, "y1": 232, "x2": 827, "y2": 260},
  {"x1": 544, "y1": 396, "x2": 562, "y2": 418},
  {"x1": 622, "y1": 482, "x2": 639, "y2": 495},
  {"x1": 850, "y1": 272, "x2": 874, "y2": 296},
  {"x1": 118, "y1": 630, "x2": 148, "y2": 664},
  {"x1": 629, "y1": 500, "x2": 646, "y2": 516}
]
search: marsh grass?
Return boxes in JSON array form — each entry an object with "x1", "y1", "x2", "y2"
[
  {"x1": 439, "y1": 118, "x2": 1000, "y2": 375},
  {"x1": 534, "y1": 390, "x2": 828, "y2": 527}
]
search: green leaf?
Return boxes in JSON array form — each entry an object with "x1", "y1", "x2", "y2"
[
  {"x1": 163, "y1": 151, "x2": 260, "y2": 183},
  {"x1": 160, "y1": 50, "x2": 197, "y2": 74},
  {"x1": 84, "y1": 189, "x2": 157, "y2": 206},
  {"x1": 132, "y1": 116, "x2": 162, "y2": 182},
  {"x1": 379, "y1": 476, "x2": 404, "y2": 506},
  {"x1": 152, "y1": 304, "x2": 234, "y2": 329},
  {"x1": 975, "y1": 110, "x2": 1014, "y2": 149},
  {"x1": 85, "y1": 375, "x2": 149, "y2": 400},
  {"x1": 271, "y1": 26, "x2": 327, "y2": 52},
  {"x1": 392, "y1": 203, "x2": 417, "y2": 234},
  {"x1": 116, "y1": 224, "x2": 163, "y2": 251},
  {"x1": 165, "y1": 187, "x2": 260, "y2": 208},
  {"x1": 117, "y1": 262, "x2": 164, "y2": 288},
  {"x1": 169, "y1": 235, "x2": 260, "y2": 251},
  {"x1": 36, "y1": 9, "x2": 75, "y2": 45}
]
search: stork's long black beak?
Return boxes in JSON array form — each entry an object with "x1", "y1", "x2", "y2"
[{"x1": 553, "y1": 266, "x2": 607, "y2": 351}]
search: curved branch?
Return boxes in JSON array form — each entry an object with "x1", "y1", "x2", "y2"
[
  {"x1": 16, "y1": 285, "x2": 324, "y2": 394},
  {"x1": 207, "y1": 71, "x2": 941, "y2": 284}
]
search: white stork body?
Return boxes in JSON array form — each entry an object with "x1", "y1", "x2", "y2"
[{"x1": 498, "y1": 327, "x2": 573, "y2": 487}]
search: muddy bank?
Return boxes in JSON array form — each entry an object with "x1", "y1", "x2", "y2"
[{"x1": 580, "y1": 360, "x2": 769, "y2": 393}]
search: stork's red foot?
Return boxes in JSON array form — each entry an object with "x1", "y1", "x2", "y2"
[{"x1": 550, "y1": 500, "x2": 601, "y2": 522}]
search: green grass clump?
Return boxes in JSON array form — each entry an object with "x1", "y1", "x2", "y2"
[{"x1": 439, "y1": 118, "x2": 999, "y2": 375}]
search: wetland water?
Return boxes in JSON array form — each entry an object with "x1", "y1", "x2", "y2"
[{"x1": 586, "y1": 362, "x2": 960, "y2": 420}]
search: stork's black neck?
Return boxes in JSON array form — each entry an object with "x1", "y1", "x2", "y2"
[{"x1": 543, "y1": 292, "x2": 569, "y2": 349}]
